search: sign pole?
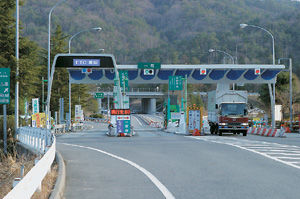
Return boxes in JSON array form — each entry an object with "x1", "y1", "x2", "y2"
[{"x1": 3, "y1": 105, "x2": 7, "y2": 155}]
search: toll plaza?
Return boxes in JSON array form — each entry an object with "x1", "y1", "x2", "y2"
[{"x1": 48, "y1": 53, "x2": 285, "y2": 135}]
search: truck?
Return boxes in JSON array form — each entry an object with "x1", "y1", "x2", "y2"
[{"x1": 207, "y1": 88, "x2": 249, "y2": 136}]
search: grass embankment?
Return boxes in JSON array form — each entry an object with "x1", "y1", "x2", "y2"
[{"x1": 0, "y1": 150, "x2": 36, "y2": 198}]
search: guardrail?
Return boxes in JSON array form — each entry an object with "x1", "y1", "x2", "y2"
[
  {"x1": 4, "y1": 127, "x2": 55, "y2": 199},
  {"x1": 16, "y1": 127, "x2": 53, "y2": 153},
  {"x1": 54, "y1": 124, "x2": 66, "y2": 134}
]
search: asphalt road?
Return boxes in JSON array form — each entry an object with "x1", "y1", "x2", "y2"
[{"x1": 57, "y1": 116, "x2": 300, "y2": 199}]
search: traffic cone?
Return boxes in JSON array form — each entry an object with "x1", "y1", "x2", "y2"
[
  {"x1": 285, "y1": 127, "x2": 291, "y2": 133},
  {"x1": 192, "y1": 129, "x2": 201, "y2": 136}
]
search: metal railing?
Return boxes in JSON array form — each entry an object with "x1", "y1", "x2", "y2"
[
  {"x1": 4, "y1": 127, "x2": 55, "y2": 199},
  {"x1": 16, "y1": 127, "x2": 53, "y2": 154}
]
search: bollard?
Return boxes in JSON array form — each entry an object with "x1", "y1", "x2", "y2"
[
  {"x1": 12, "y1": 178, "x2": 21, "y2": 188},
  {"x1": 20, "y1": 165, "x2": 24, "y2": 178}
]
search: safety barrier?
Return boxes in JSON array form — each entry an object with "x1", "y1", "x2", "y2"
[
  {"x1": 71, "y1": 123, "x2": 84, "y2": 131},
  {"x1": 4, "y1": 127, "x2": 55, "y2": 199},
  {"x1": 140, "y1": 115, "x2": 163, "y2": 128},
  {"x1": 54, "y1": 124, "x2": 66, "y2": 134},
  {"x1": 247, "y1": 127, "x2": 285, "y2": 137},
  {"x1": 86, "y1": 117, "x2": 109, "y2": 123}
]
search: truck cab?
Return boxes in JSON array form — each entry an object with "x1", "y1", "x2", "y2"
[
  {"x1": 208, "y1": 88, "x2": 249, "y2": 136},
  {"x1": 217, "y1": 102, "x2": 248, "y2": 136}
]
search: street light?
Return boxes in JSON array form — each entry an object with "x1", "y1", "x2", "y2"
[
  {"x1": 87, "y1": 48, "x2": 105, "y2": 53},
  {"x1": 47, "y1": 0, "x2": 66, "y2": 129},
  {"x1": 67, "y1": 27, "x2": 102, "y2": 127},
  {"x1": 240, "y1": 24, "x2": 275, "y2": 65},
  {"x1": 208, "y1": 49, "x2": 235, "y2": 64},
  {"x1": 278, "y1": 58, "x2": 293, "y2": 129},
  {"x1": 68, "y1": 27, "x2": 102, "y2": 53},
  {"x1": 15, "y1": 0, "x2": 20, "y2": 131},
  {"x1": 240, "y1": 23, "x2": 276, "y2": 128}
]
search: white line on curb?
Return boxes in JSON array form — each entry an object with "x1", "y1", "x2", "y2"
[{"x1": 61, "y1": 142, "x2": 175, "y2": 199}]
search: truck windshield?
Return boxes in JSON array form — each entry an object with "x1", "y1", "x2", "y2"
[{"x1": 220, "y1": 103, "x2": 247, "y2": 116}]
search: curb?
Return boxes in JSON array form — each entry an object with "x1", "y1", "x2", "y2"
[{"x1": 49, "y1": 151, "x2": 66, "y2": 199}]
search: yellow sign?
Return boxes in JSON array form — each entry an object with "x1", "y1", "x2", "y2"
[
  {"x1": 187, "y1": 106, "x2": 203, "y2": 133},
  {"x1": 32, "y1": 113, "x2": 47, "y2": 128}
]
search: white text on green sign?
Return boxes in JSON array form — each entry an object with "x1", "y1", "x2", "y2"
[
  {"x1": 0, "y1": 68, "x2": 10, "y2": 104},
  {"x1": 94, "y1": 93, "x2": 104, "y2": 99},
  {"x1": 138, "y1": 62, "x2": 161, "y2": 69},
  {"x1": 169, "y1": 76, "x2": 183, "y2": 90}
]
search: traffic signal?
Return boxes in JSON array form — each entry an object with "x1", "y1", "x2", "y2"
[
  {"x1": 254, "y1": 68, "x2": 260, "y2": 75},
  {"x1": 200, "y1": 68, "x2": 206, "y2": 75},
  {"x1": 144, "y1": 69, "x2": 154, "y2": 75},
  {"x1": 81, "y1": 68, "x2": 93, "y2": 74}
]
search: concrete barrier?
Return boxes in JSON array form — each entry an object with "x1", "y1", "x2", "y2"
[{"x1": 247, "y1": 127, "x2": 285, "y2": 137}]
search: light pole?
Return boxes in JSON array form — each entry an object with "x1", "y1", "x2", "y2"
[
  {"x1": 208, "y1": 49, "x2": 235, "y2": 64},
  {"x1": 67, "y1": 27, "x2": 102, "y2": 128},
  {"x1": 240, "y1": 23, "x2": 276, "y2": 128},
  {"x1": 68, "y1": 27, "x2": 102, "y2": 53},
  {"x1": 47, "y1": 0, "x2": 66, "y2": 129},
  {"x1": 15, "y1": 0, "x2": 19, "y2": 130},
  {"x1": 88, "y1": 48, "x2": 105, "y2": 53},
  {"x1": 278, "y1": 58, "x2": 293, "y2": 129}
]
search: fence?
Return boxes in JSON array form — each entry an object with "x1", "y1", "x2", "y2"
[{"x1": 4, "y1": 127, "x2": 55, "y2": 199}]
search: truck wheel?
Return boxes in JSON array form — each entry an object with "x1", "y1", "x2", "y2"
[
  {"x1": 218, "y1": 130, "x2": 222, "y2": 136},
  {"x1": 210, "y1": 126, "x2": 214, "y2": 134},
  {"x1": 243, "y1": 132, "x2": 247, "y2": 136}
]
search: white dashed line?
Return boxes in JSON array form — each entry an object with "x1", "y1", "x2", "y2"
[{"x1": 61, "y1": 142, "x2": 175, "y2": 199}]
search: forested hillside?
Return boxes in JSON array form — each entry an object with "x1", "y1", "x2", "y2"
[
  {"x1": 1, "y1": 0, "x2": 300, "y2": 117},
  {"x1": 20, "y1": 0, "x2": 300, "y2": 70}
]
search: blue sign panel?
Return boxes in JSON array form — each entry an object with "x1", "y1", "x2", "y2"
[{"x1": 73, "y1": 59, "x2": 100, "y2": 67}]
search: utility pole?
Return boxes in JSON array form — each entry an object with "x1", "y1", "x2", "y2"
[{"x1": 15, "y1": 0, "x2": 19, "y2": 129}]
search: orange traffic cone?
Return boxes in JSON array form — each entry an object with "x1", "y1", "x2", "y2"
[
  {"x1": 118, "y1": 133, "x2": 126, "y2": 137},
  {"x1": 192, "y1": 129, "x2": 201, "y2": 136}
]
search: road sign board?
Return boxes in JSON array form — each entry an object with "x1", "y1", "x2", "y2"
[
  {"x1": 169, "y1": 76, "x2": 182, "y2": 90},
  {"x1": 0, "y1": 68, "x2": 10, "y2": 104},
  {"x1": 110, "y1": 109, "x2": 131, "y2": 115},
  {"x1": 32, "y1": 98, "x2": 39, "y2": 114},
  {"x1": 116, "y1": 115, "x2": 131, "y2": 134},
  {"x1": 94, "y1": 92, "x2": 104, "y2": 99},
  {"x1": 138, "y1": 62, "x2": 161, "y2": 69},
  {"x1": 54, "y1": 54, "x2": 116, "y2": 68},
  {"x1": 119, "y1": 70, "x2": 129, "y2": 92}
]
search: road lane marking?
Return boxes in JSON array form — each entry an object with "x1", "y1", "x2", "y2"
[
  {"x1": 132, "y1": 115, "x2": 143, "y2": 126},
  {"x1": 188, "y1": 136, "x2": 300, "y2": 170},
  {"x1": 60, "y1": 142, "x2": 175, "y2": 199}
]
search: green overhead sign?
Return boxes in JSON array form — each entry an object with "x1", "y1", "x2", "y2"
[
  {"x1": 138, "y1": 62, "x2": 161, "y2": 69},
  {"x1": 0, "y1": 68, "x2": 10, "y2": 104},
  {"x1": 94, "y1": 92, "x2": 104, "y2": 99}
]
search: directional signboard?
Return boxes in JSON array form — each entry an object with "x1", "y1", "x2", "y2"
[
  {"x1": 116, "y1": 115, "x2": 131, "y2": 135},
  {"x1": 94, "y1": 92, "x2": 104, "y2": 99},
  {"x1": 0, "y1": 68, "x2": 10, "y2": 104},
  {"x1": 54, "y1": 54, "x2": 116, "y2": 68},
  {"x1": 32, "y1": 98, "x2": 39, "y2": 114},
  {"x1": 169, "y1": 76, "x2": 183, "y2": 90},
  {"x1": 138, "y1": 62, "x2": 161, "y2": 69},
  {"x1": 119, "y1": 70, "x2": 129, "y2": 92}
]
